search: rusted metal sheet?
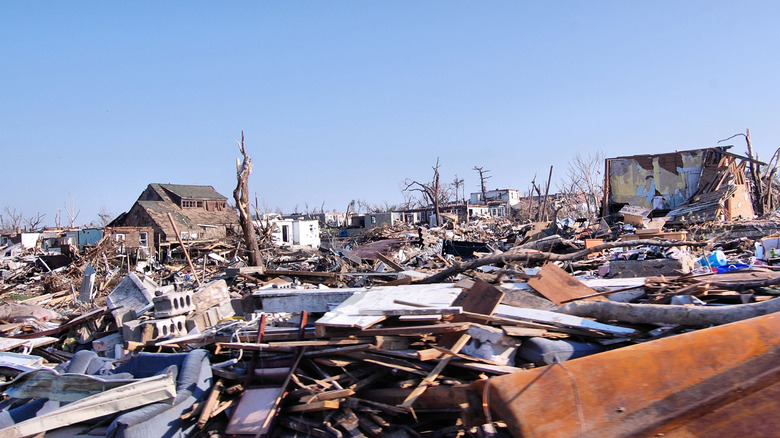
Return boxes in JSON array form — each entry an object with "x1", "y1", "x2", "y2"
[{"x1": 470, "y1": 312, "x2": 780, "y2": 437}]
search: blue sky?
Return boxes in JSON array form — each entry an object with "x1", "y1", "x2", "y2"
[{"x1": 3, "y1": 2, "x2": 780, "y2": 226}]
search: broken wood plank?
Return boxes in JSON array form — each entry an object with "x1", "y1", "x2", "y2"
[
  {"x1": 400, "y1": 333, "x2": 471, "y2": 408},
  {"x1": 286, "y1": 400, "x2": 341, "y2": 412},
  {"x1": 528, "y1": 263, "x2": 606, "y2": 305},
  {"x1": 299, "y1": 388, "x2": 356, "y2": 403},
  {"x1": 358, "y1": 307, "x2": 462, "y2": 316},
  {"x1": 196, "y1": 380, "x2": 224, "y2": 429},
  {"x1": 356, "y1": 322, "x2": 471, "y2": 337},
  {"x1": 376, "y1": 253, "x2": 404, "y2": 272},
  {"x1": 501, "y1": 326, "x2": 548, "y2": 337}
]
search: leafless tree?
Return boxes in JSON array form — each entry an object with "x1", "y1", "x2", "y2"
[
  {"x1": 452, "y1": 174, "x2": 465, "y2": 203},
  {"x1": 473, "y1": 166, "x2": 491, "y2": 203},
  {"x1": 562, "y1": 151, "x2": 604, "y2": 219},
  {"x1": 97, "y1": 205, "x2": 114, "y2": 227},
  {"x1": 64, "y1": 194, "x2": 80, "y2": 228},
  {"x1": 2, "y1": 207, "x2": 23, "y2": 231},
  {"x1": 404, "y1": 158, "x2": 444, "y2": 226},
  {"x1": 233, "y1": 131, "x2": 263, "y2": 267},
  {"x1": 24, "y1": 212, "x2": 46, "y2": 231}
]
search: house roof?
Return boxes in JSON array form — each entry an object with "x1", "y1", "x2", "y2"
[
  {"x1": 113, "y1": 184, "x2": 238, "y2": 240},
  {"x1": 153, "y1": 184, "x2": 228, "y2": 201}
]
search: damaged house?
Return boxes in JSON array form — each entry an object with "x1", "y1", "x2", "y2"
[
  {"x1": 602, "y1": 147, "x2": 758, "y2": 224},
  {"x1": 109, "y1": 184, "x2": 239, "y2": 256}
]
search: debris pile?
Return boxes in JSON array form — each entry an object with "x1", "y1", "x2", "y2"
[{"x1": 5, "y1": 140, "x2": 780, "y2": 436}]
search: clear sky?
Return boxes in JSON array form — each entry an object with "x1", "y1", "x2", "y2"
[{"x1": 3, "y1": 2, "x2": 780, "y2": 227}]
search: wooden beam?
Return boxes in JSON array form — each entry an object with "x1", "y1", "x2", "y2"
[
  {"x1": 286, "y1": 400, "x2": 341, "y2": 412},
  {"x1": 167, "y1": 212, "x2": 201, "y2": 287},
  {"x1": 400, "y1": 334, "x2": 471, "y2": 408}
]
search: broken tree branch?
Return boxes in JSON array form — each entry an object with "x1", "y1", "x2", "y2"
[{"x1": 558, "y1": 297, "x2": 780, "y2": 326}]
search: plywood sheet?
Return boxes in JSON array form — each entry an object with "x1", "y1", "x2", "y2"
[
  {"x1": 528, "y1": 263, "x2": 606, "y2": 306},
  {"x1": 225, "y1": 387, "x2": 282, "y2": 436}
]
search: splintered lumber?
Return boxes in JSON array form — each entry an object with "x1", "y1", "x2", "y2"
[
  {"x1": 527, "y1": 263, "x2": 606, "y2": 305},
  {"x1": 400, "y1": 333, "x2": 471, "y2": 408},
  {"x1": 361, "y1": 385, "x2": 470, "y2": 410},
  {"x1": 167, "y1": 212, "x2": 201, "y2": 286},
  {"x1": 302, "y1": 344, "x2": 371, "y2": 357},
  {"x1": 501, "y1": 326, "x2": 549, "y2": 337},
  {"x1": 9, "y1": 307, "x2": 107, "y2": 339},
  {"x1": 376, "y1": 253, "x2": 404, "y2": 272},
  {"x1": 356, "y1": 322, "x2": 471, "y2": 336},
  {"x1": 344, "y1": 351, "x2": 432, "y2": 376},
  {"x1": 559, "y1": 297, "x2": 780, "y2": 326},
  {"x1": 299, "y1": 388, "x2": 355, "y2": 403},
  {"x1": 218, "y1": 338, "x2": 369, "y2": 351},
  {"x1": 197, "y1": 380, "x2": 224, "y2": 428},
  {"x1": 286, "y1": 400, "x2": 341, "y2": 412}
]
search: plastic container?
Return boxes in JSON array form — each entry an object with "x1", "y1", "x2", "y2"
[
  {"x1": 695, "y1": 250, "x2": 727, "y2": 268},
  {"x1": 714, "y1": 263, "x2": 751, "y2": 274}
]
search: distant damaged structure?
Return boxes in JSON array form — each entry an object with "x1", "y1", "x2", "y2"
[
  {"x1": 109, "y1": 183, "x2": 239, "y2": 255},
  {"x1": 602, "y1": 147, "x2": 758, "y2": 224}
]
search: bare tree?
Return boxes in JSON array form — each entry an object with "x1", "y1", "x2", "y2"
[
  {"x1": 3, "y1": 207, "x2": 23, "y2": 231},
  {"x1": 64, "y1": 194, "x2": 80, "y2": 228},
  {"x1": 452, "y1": 174, "x2": 465, "y2": 203},
  {"x1": 562, "y1": 151, "x2": 604, "y2": 219},
  {"x1": 233, "y1": 132, "x2": 263, "y2": 267},
  {"x1": 473, "y1": 166, "x2": 491, "y2": 203},
  {"x1": 23, "y1": 212, "x2": 46, "y2": 231},
  {"x1": 97, "y1": 205, "x2": 114, "y2": 227},
  {"x1": 404, "y1": 158, "x2": 444, "y2": 226}
]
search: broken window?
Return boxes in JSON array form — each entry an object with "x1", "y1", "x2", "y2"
[
  {"x1": 139, "y1": 232, "x2": 148, "y2": 248},
  {"x1": 281, "y1": 225, "x2": 290, "y2": 243}
]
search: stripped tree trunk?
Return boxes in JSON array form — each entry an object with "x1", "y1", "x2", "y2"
[{"x1": 233, "y1": 132, "x2": 263, "y2": 268}]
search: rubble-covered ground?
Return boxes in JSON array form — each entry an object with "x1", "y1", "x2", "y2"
[{"x1": 2, "y1": 215, "x2": 780, "y2": 437}]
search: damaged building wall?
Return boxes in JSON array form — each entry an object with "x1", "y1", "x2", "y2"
[{"x1": 605, "y1": 149, "x2": 706, "y2": 216}]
